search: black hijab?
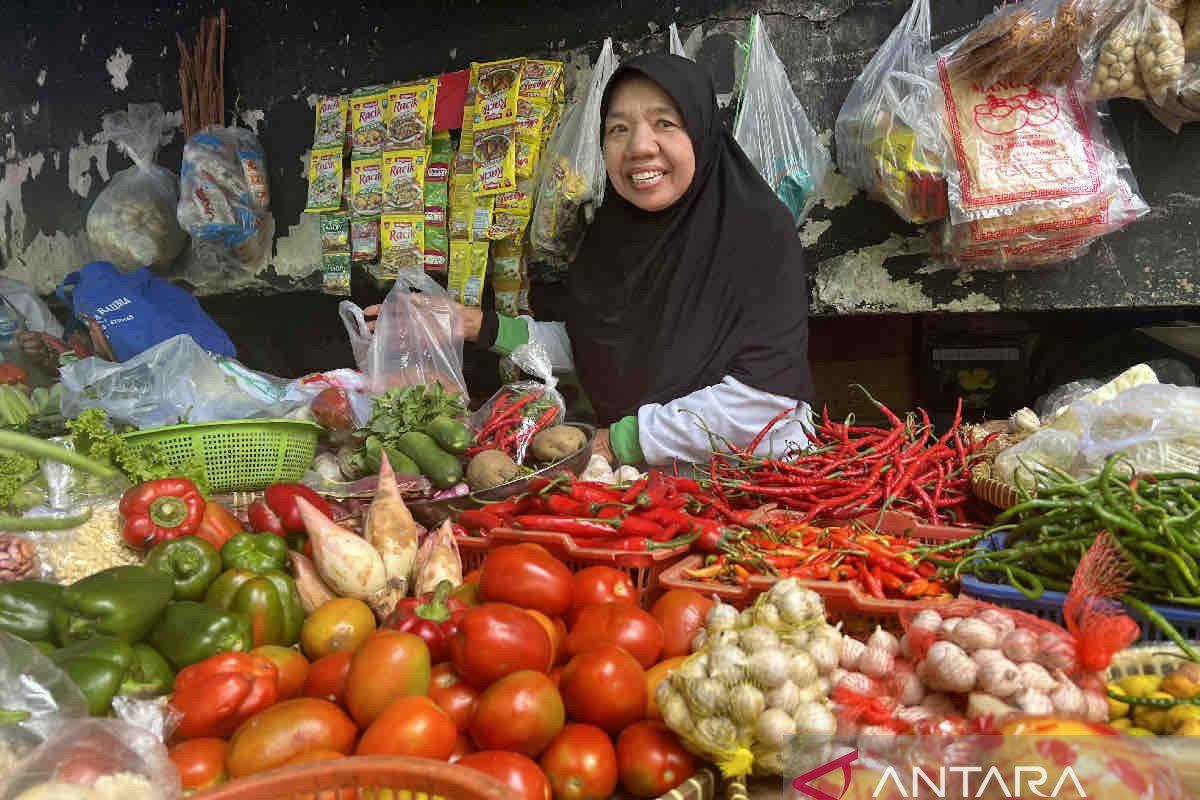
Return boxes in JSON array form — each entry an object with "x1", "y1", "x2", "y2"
[{"x1": 565, "y1": 53, "x2": 813, "y2": 425}]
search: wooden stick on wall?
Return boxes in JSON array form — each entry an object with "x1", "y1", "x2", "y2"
[{"x1": 177, "y1": 9, "x2": 227, "y2": 138}]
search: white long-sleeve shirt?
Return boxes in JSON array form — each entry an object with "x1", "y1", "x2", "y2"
[{"x1": 519, "y1": 316, "x2": 814, "y2": 465}]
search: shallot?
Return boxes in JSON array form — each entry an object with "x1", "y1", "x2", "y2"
[
  {"x1": 297, "y1": 496, "x2": 387, "y2": 603},
  {"x1": 364, "y1": 454, "x2": 419, "y2": 616},
  {"x1": 288, "y1": 550, "x2": 336, "y2": 613}
]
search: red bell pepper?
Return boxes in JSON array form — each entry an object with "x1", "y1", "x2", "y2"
[
  {"x1": 170, "y1": 652, "x2": 279, "y2": 739},
  {"x1": 119, "y1": 478, "x2": 207, "y2": 549},
  {"x1": 247, "y1": 483, "x2": 332, "y2": 536},
  {"x1": 383, "y1": 580, "x2": 467, "y2": 663},
  {"x1": 195, "y1": 501, "x2": 244, "y2": 550}
]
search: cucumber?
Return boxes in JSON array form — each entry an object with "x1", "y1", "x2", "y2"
[
  {"x1": 397, "y1": 431, "x2": 463, "y2": 489},
  {"x1": 424, "y1": 416, "x2": 473, "y2": 454},
  {"x1": 363, "y1": 436, "x2": 420, "y2": 477}
]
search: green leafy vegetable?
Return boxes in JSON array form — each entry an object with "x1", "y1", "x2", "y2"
[
  {"x1": 67, "y1": 409, "x2": 211, "y2": 495},
  {"x1": 364, "y1": 385, "x2": 467, "y2": 439}
]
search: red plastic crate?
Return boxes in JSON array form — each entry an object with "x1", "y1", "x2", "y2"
[{"x1": 454, "y1": 527, "x2": 691, "y2": 607}]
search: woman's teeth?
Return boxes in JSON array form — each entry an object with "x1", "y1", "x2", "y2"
[{"x1": 631, "y1": 170, "x2": 665, "y2": 185}]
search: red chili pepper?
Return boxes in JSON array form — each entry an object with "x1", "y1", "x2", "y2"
[
  {"x1": 512, "y1": 515, "x2": 619, "y2": 538},
  {"x1": 456, "y1": 509, "x2": 505, "y2": 533},
  {"x1": 692, "y1": 518, "x2": 725, "y2": 554},
  {"x1": 596, "y1": 505, "x2": 625, "y2": 520},
  {"x1": 544, "y1": 494, "x2": 589, "y2": 516},
  {"x1": 620, "y1": 479, "x2": 647, "y2": 504},
  {"x1": 877, "y1": 570, "x2": 905, "y2": 592},
  {"x1": 248, "y1": 484, "x2": 333, "y2": 537},
  {"x1": 618, "y1": 514, "x2": 667, "y2": 539},
  {"x1": 672, "y1": 477, "x2": 703, "y2": 495},
  {"x1": 571, "y1": 483, "x2": 622, "y2": 504},
  {"x1": 120, "y1": 478, "x2": 207, "y2": 549}
]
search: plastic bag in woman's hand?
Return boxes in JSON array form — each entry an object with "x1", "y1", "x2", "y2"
[
  {"x1": 468, "y1": 343, "x2": 566, "y2": 465},
  {"x1": 86, "y1": 103, "x2": 186, "y2": 271},
  {"x1": 733, "y1": 14, "x2": 831, "y2": 226},
  {"x1": 0, "y1": 633, "x2": 88, "y2": 745}
]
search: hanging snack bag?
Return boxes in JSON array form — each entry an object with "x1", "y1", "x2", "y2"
[
  {"x1": 473, "y1": 122, "x2": 518, "y2": 196},
  {"x1": 349, "y1": 155, "x2": 384, "y2": 217},
  {"x1": 321, "y1": 211, "x2": 350, "y2": 251},
  {"x1": 448, "y1": 240, "x2": 490, "y2": 307},
  {"x1": 379, "y1": 214, "x2": 426, "y2": 279},
  {"x1": 424, "y1": 132, "x2": 452, "y2": 271},
  {"x1": 472, "y1": 58, "x2": 525, "y2": 127},
  {"x1": 386, "y1": 79, "x2": 437, "y2": 149},
  {"x1": 488, "y1": 179, "x2": 533, "y2": 240},
  {"x1": 515, "y1": 99, "x2": 550, "y2": 179},
  {"x1": 1089, "y1": 7, "x2": 1150, "y2": 100},
  {"x1": 351, "y1": 216, "x2": 380, "y2": 262},
  {"x1": 449, "y1": 172, "x2": 473, "y2": 241},
  {"x1": 313, "y1": 94, "x2": 349, "y2": 149},
  {"x1": 350, "y1": 88, "x2": 387, "y2": 156},
  {"x1": 323, "y1": 251, "x2": 352, "y2": 296},
  {"x1": 381, "y1": 149, "x2": 427, "y2": 214},
  {"x1": 305, "y1": 145, "x2": 345, "y2": 213},
  {"x1": 469, "y1": 194, "x2": 496, "y2": 241},
  {"x1": 520, "y1": 59, "x2": 564, "y2": 100},
  {"x1": 491, "y1": 236, "x2": 523, "y2": 316},
  {"x1": 1137, "y1": 0, "x2": 1187, "y2": 103}
]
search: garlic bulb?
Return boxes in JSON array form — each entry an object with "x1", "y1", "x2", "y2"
[
  {"x1": 696, "y1": 716, "x2": 739, "y2": 750},
  {"x1": 840, "y1": 636, "x2": 867, "y2": 670},
  {"x1": 729, "y1": 683, "x2": 766, "y2": 725},
  {"x1": 774, "y1": 585, "x2": 823, "y2": 625},
  {"x1": 1083, "y1": 690, "x2": 1109, "y2": 722},
  {"x1": 749, "y1": 648, "x2": 790, "y2": 689},
  {"x1": 895, "y1": 671, "x2": 926, "y2": 706},
  {"x1": 678, "y1": 655, "x2": 709, "y2": 682},
  {"x1": 899, "y1": 634, "x2": 913, "y2": 660},
  {"x1": 836, "y1": 671, "x2": 877, "y2": 696},
  {"x1": 795, "y1": 683, "x2": 824, "y2": 705},
  {"x1": 685, "y1": 677, "x2": 725, "y2": 717},
  {"x1": 765, "y1": 681, "x2": 802, "y2": 715},
  {"x1": 1038, "y1": 633, "x2": 1077, "y2": 672},
  {"x1": 924, "y1": 641, "x2": 977, "y2": 694},
  {"x1": 755, "y1": 602, "x2": 783, "y2": 631},
  {"x1": 951, "y1": 618, "x2": 1000, "y2": 651},
  {"x1": 706, "y1": 602, "x2": 739, "y2": 630},
  {"x1": 788, "y1": 651, "x2": 818, "y2": 689},
  {"x1": 808, "y1": 638, "x2": 839, "y2": 675},
  {"x1": 1001, "y1": 629, "x2": 1038, "y2": 663},
  {"x1": 972, "y1": 649, "x2": 1006, "y2": 668},
  {"x1": 738, "y1": 607, "x2": 758, "y2": 628},
  {"x1": 814, "y1": 677, "x2": 832, "y2": 696},
  {"x1": 691, "y1": 630, "x2": 709, "y2": 653},
  {"x1": 707, "y1": 645, "x2": 748, "y2": 683},
  {"x1": 794, "y1": 702, "x2": 837, "y2": 739},
  {"x1": 1015, "y1": 689, "x2": 1054, "y2": 715},
  {"x1": 779, "y1": 628, "x2": 811, "y2": 650},
  {"x1": 895, "y1": 705, "x2": 935, "y2": 726},
  {"x1": 978, "y1": 659, "x2": 1022, "y2": 698},
  {"x1": 1017, "y1": 662, "x2": 1057, "y2": 693},
  {"x1": 858, "y1": 647, "x2": 895, "y2": 679},
  {"x1": 755, "y1": 708, "x2": 797, "y2": 749},
  {"x1": 939, "y1": 617, "x2": 962, "y2": 639},
  {"x1": 1050, "y1": 674, "x2": 1086, "y2": 716},
  {"x1": 739, "y1": 625, "x2": 780, "y2": 652},
  {"x1": 710, "y1": 629, "x2": 741, "y2": 649},
  {"x1": 867, "y1": 627, "x2": 901, "y2": 656},
  {"x1": 921, "y1": 693, "x2": 957, "y2": 714},
  {"x1": 910, "y1": 609, "x2": 943, "y2": 634},
  {"x1": 662, "y1": 691, "x2": 696, "y2": 736},
  {"x1": 977, "y1": 608, "x2": 1016, "y2": 637},
  {"x1": 967, "y1": 692, "x2": 1016, "y2": 720}
]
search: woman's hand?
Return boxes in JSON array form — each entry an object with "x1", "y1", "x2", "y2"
[
  {"x1": 363, "y1": 302, "x2": 483, "y2": 342},
  {"x1": 592, "y1": 428, "x2": 616, "y2": 465}
]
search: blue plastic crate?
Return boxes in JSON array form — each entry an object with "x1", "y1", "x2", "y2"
[{"x1": 959, "y1": 533, "x2": 1200, "y2": 643}]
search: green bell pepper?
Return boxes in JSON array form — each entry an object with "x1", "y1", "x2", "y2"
[
  {"x1": 50, "y1": 636, "x2": 134, "y2": 716},
  {"x1": 119, "y1": 643, "x2": 175, "y2": 698},
  {"x1": 205, "y1": 568, "x2": 303, "y2": 647},
  {"x1": 31, "y1": 641, "x2": 56, "y2": 656},
  {"x1": 54, "y1": 565, "x2": 174, "y2": 646},
  {"x1": 144, "y1": 535, "x2": 223, "y2": 601},
  {"x1": 221, "y1": 531, "x2": 289, "y2": 574},
  {"x1": 0, "y1": 580, "x2": 62, "y2": 642},
  {"x1": 146, "y1": 601, "x2": 254, "y2": 670}
]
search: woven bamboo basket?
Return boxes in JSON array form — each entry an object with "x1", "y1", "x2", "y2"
[{"x1": 968, "y1": 422, "x2": 1030, "y2": 509}]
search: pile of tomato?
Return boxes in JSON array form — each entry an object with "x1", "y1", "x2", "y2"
[{"x1": 167, "y1": 541, "x2": 715, "y2": 799}]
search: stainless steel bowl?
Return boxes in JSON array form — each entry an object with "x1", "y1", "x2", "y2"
[{"x1": 407, "y1": 422, "x2": 597, "y2": 528}]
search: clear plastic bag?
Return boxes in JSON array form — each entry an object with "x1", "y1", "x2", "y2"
[
  {"x1": 1, "y1": 719, "x2": 180, "y2": 800},
  {"x1": 351, "y1": 270, "x2": 467, "y2": 398},
  {"x1": 732, "y1": 14, "x2": 831, "y2": 226},
  {"x1": 1089, "y1": 5, "x2": 1151, "y2": 100},
  {"x1": 0, "y1": 634, "x2": 89, "y2": 742},
  {"x1": 1036, "y1": 378, "x2": 1105, "y2": 420},
  {"x1": 1144, "y1": 63, "x2": 1200, "y2": 131},
  {"x1": 177, "y1": 126, "x2": 274, "y2": 268},
  {"x1": 468, "y1": 343, "x2": 565, "y2": 465},
  {"x1": 834, "y1": 0, "x2": 947, "y2": 224},
  {"x1": 1138, "y1": 0, "x2": 1188, "y2": 102},
  {"x1": 86, "y1": 103, "x2": 186, "y2": 271},
  {"x1": 530, "y1": 38, "x2": 619, "y2": 265},
  {"x1": 667, "y1": 23, "x2": 697, "y2": 60},
  {"x1": 1073, "y1": 382, "x2": 1200, "y2": 473}
]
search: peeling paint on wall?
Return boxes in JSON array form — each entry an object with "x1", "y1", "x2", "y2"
[
  {"x1": 815, "y1": 168, "x2": 856, "y2": 210},
  {"x1": 67, "y1": 134, "x2": 111, "y2": 198},
  {"x1": 814, "y1": 234, "x2": 932, "y2": 312},
  {"x1": 799, "y1": 218, "x2": 831, "y2": 247},
  {"x1": 105, "y1": 47, "x2": 133, "y2": 91}
]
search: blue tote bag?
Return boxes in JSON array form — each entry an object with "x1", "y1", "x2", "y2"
[{"x1": 56, "y1": 261, "x2": 236, "y2": 361}]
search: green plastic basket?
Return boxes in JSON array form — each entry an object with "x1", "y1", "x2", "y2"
[{"x1": 120, "y1": 419, "x2": 323, "y2": 493}]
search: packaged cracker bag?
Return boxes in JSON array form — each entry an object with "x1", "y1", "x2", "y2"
[
  {"x1": 386, "y1": 79, "x2": 438, "y2": 149},
  {"x1": 305, "y1": 145, "x2": 344, "y2": 213},
  {"x1": 351, "y1": 216, "x2": 380, "y2": 262},
  {"x1": 313, "y1": 94, "x2": 349, "y2": 149},
  {"x1": 382, "y1": 149, "x2": 427, "y2": 214},
  {"x1": 323, "y1": 251, "x2": 352, "y2": 296},
  {"x1": 350, "y1": 87, "x2": 387, "y2": 156},
  {"x1": 349, "y1": 154, "x2": 384, "y2": 217},
  {"x1": 380, "y1": 214, "x2": 426, "y2": 279},
  {"x1": 320, "y1": 211, "x2": 350, "y2": 252},
  {"x1": 473, "y1": 121, "x2": 518, "y2": 196},
  {"x1": 472, "y1": 58, "x2": 525, "y2": 127}
]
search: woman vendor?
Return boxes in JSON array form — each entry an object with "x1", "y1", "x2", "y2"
[{"x1": 378, "y1": 53, "x2": 815, "y2": 466}]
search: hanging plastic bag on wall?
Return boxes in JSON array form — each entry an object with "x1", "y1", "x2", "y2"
[
  {"x1": 530, "y1": 38, "x2": 620, "y2": 265},
  {"x1": 834, "y1": 0, "x2": 948, "y2": 223},
  {"x1": 86, "y1": 103, "x2": 187, "y2": 271},
  {"x1": 732, "y1": 14, "x2": 832, "y2": 225},
  {"x1": 177, "y1": 126, "x2": 275, "y2": 269},
  {"x1": 468, "y1": 343, "x2": 566, "y2": 465},
  {"x1": 667, "y1": 23, "x2": 692, "y2": 59}
]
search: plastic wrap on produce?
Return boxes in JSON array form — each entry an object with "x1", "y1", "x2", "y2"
[{"x1": 468, "y1": 343, "x2": 565, "y2": 465}]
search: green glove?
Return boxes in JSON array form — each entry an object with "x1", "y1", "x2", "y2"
[
  {"x1": 221, "y1": 532, "x2": 290, "y2": 574},
  {"x1": 54, "y1": 566, "x2": 173, "y2": 646},
  {"x1": 0, "y1": 580, "x2": 62, "y2": 642},
  {"x1": 50, "y1": 636, "x2": 135, "y2": 716},
  {"x1": 119, "y1": 643, "x2": 175, "y2": 698},
  {"x1": 144, "y1": 535, "x2": 223, "y2": 601},
  {"x1": 145, "y1": 601, "x2": 254, "y2": 671},
  {"x1": 205, "y1": 568, "x2": 304, "y2": 648}
]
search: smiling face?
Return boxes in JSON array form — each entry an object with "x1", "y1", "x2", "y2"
[{"x1": 602, "y1": 75, "x2": 696, "y2": 212}]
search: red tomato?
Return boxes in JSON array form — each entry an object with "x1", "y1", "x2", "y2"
[
  {"x1": 650, "y1": 590, "x2": 712, "y2": 659},
  {"x1": 345, "y1": 631, "x2": 431, "y2": 727},
  {"x1": 458, "y1": 751, "x2": 552, "y2": 800},
  {"x1": 302, "y1": 652, "x2": 352, "y2": 707},
  {"x1": 539, "y1": 724, "x2": 619, "y2": 800},
  {"x1": 470, "y1": 670, "x2": 565, "y2": 757},
  {"x1": 559, "y1": 646, "x2": 646, "y2": 734},
  {"x1": 251, "y1": 645, "x2": 310, "y2": 700},
  {"x1": 429, "y1": 662, "x2": 480, "y2": 731},
  {"x1": 450, "y1": 732, "x2": 475, "y2": 763},
  {"x1": 479, "y1": 543, "x2": 573, "y2": 617},
  {"x1": 311, "y1": 388, "x2": 355, "y2": 431},
  {"x1": 566, "y1": 603, "x2": 664, "y2": 669},
  {"x1": 616, "y1": 721, "x2": 697, "y2": 797},
  {"x1": 525, "y1": 609, "x2": 564, "y2": 670},
  {"x1": 568, "y1": 567, "x2": 636, "y2": 625},
  {"x1": 226, "y1": 699, "x2": 357, "y2": 778},
  {"x1": 168, "y1": 738, "x2": 228, "y2": 791},
  {"x1": 356, "y1": 695, "x2": 457, "y2": 759},
  {"x1": 451, "y1": 602, "x2": 553, "y2": 688}
]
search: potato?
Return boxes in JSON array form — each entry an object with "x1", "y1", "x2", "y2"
[
  {"x1": 529, "y1": 425, "x2": 587, "y2": 463},
  {"x1": 466, "y1": 450, "x2": 520, "y2": 491},
  {"x1": 1162, "y1": 662, "x2": 1200, "y2": 699}
]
